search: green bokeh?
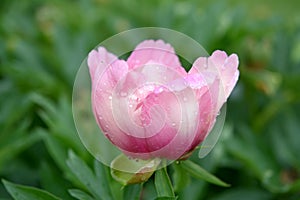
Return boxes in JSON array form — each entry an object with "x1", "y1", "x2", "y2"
[{"x1": 0, "y1": 0, "x2": 300, "y2": 199}]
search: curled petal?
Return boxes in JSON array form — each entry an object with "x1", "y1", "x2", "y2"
[
  {"x1": 87, "y1": 47, "x2": 119, "y2": 82},
  {"x1": 189, "y1": 50, "x2": 239, "y2": 104},
  {"x1": 127, "y1": 40, "x2": 186, "y2": 75}
]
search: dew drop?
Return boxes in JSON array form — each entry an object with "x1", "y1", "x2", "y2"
[
  {"x1": 103, "y1": 131, "x2": 109, "y2": 136},
  {"x1": 171, "y1": 122, "x2": 176, "y2": 127},
  {"x1": 130, "y1": 94, "x2": 138, "y2": 100},
  {"x1": 108, "y1": 95, "x2": 112, "y2": 100},
  {"x1": 157, "y1": 87, "x2": 164, "y2": 93},
  {"x1": 120, "y1": 91, "x2": 127, "y2": 97},
  {"x1": 129, "y1": 104, "x2": 133, "y2": 108}
]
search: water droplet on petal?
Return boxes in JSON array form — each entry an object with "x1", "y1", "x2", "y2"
[
  {"x1": 103, "y1": 131, "x2": 109, "y2": 136},
  {"x1": 157, "y1": 87, "x2": 164, "y2": 93},
  {"x1": 130, "y1": 94, "x2": 138, "y2": 100},
  {"x1": 108, "y1": 96, "x2": 112, "y2": 100},
  {"x1": 129, "y1": 104, "x2": 133, "y2": 108},
  {"x1": 120, "y1": 91, "x2": 127, "y2": 97},
  {"x1": 171, "y1": 122, "x2": 176, "y2": 127}
]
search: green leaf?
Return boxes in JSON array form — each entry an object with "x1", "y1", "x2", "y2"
[
  {"x1": 172, "y1": 163, "x2": 190, "y2": 192},
  {"x1": 111, "y1": 154, "x2": 160, "y2": 185},
  {"x1": 39, "y1": 162, "x2": 73, "y2": 200},
  {"x1": 181, "y1": 160, "x2": 230, "y2": 187},
  {"x1": 210, "y1": 188, "x2": 272, "y2": 200},
  {"x1": 93, "y1": 160, "x2": 116, "y2": 200},
  {"x1": 154, "y1": 197, "x2": 177, "y2": 200},
  {"x1": 2, "y1": 180, "x2": 62, "y2": 200},
  {"x1": 66, "y1": 151, "x2": 113, "y2": 200},
  {"x1": 68, "y1": 189, "x2": 95, "y2": 200},
  {"x1": 123, "y1": 184, "x2": 142, "y2": 200},
  {"x1": 0, "y1": 129, "x2": 41, "y2": 169},
  {"x1": 41, "y1": 129, "x2": 69, "y2": 173},
  {"x1": 154, "y1": 168, "x2": 175, "y2": 198}
]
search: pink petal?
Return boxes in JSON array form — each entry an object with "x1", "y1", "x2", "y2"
[
  {"x1": 88, "y1": 47, "x2": 128, "y2": 92},
  {"x1": 187, "y1": 77, "x2": 220, "y2": 151},
  {"x1": 87, "y1": 47, "x2": 118, "y2": 82},
  {"x1": 122, "y1": 84, "x2": 200, "y2": 159},
  {"x1": 210, "y1": 50, "x2": 228, "y2": 68},
  {"x1": 189, "y1": 50, "x2": 239, "y2": 104},
  {"x1": 127, "y1": 40, "x2": 186, "y2": 76}
]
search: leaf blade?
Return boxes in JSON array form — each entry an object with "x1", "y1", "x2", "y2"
[
  {"x1": 68, "y1": 189, "x2": 95, "y2": 200},
  {"x1": 2, "y1": 180, "x2": 62, "y2": 200},
  {"x1": 181, "y1": 160, "x2": 230, "y2": 187},
  {"x1": 66, "y1": 151, "x2": 113, "y2": 200},
  {"x1": 154, "y1": 168, "x2": 175, "y2": 198}
]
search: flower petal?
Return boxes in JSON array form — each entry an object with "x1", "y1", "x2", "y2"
[
  {"x1": 127, "y1": 40, "x2": 186, "y2": 75},
  {"x1": 189, "y1": 50, "x2": 239, "y2": 103},
  {"x1": 87, "y1": 47, "x2": 118, "y2": 82},
  {"x1": 187, "y1": 77, "x2": 220, "y2": 151}
]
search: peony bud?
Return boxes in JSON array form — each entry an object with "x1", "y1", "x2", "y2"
[{"x1": 87, "y1": 40, "x2": 239, "y2": 160}]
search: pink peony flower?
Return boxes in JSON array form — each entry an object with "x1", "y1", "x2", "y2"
[{"x1": 88, "y1": 40, "x2": 239, "y2": 160}]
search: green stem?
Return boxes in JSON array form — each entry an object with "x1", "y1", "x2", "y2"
[{"x1": 155, "y1": 167, "x2": 175, "y2": 198}]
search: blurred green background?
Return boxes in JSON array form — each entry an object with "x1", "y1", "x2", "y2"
[{"x1": 1, "y1": 0, "x2": 300, "y2": 199}]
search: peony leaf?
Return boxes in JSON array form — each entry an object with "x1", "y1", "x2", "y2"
[
  {"x1": 68, "y1": 189, "x2": 95, "y2": 200},
  {"x1": 123, "y1": 184, "x2": 143, "y2": 200},
  {"x1": 155, "y1": 197, "x2": 177, "y2": 200},
  {"x1": 66, "y1": 151, "x2": 113, "y2": 200},
  {"x1": 154, "y1": 167, "x2": 175, "y2": 198},
  {"x1": 2, "y1": 179, "x2": 62, "y2": 200},
  {"x1": 181, "y1": 160, "x2": 230, "y2": 187},
  {"x1": 111, "y1": 154, "x2": 160, "y2": 185},
  {"x1": 172, "y1": 163, "x2": 190, "y2": 192}
]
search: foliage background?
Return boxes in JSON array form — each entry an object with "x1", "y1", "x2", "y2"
[{"x1": 1, "y1": 0, "x2": 300, "y2": 199}]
